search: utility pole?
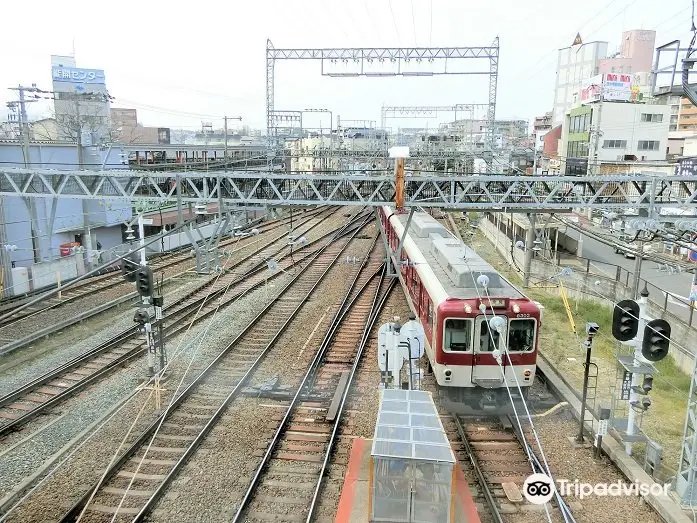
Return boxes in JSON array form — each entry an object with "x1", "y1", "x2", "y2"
[
  {"x1": 632, "y1": 241, "x2": 644, "y2": 299},
  {"x1": 73, "y1": 94, "x2": 94, "y2": 269},
  {"x1": 224, "y1": 115, "x2": 229, "y2": 161},
  {"x1": 10, "y1": 85, "x2": 41, "y2": 264},
  {"x1": 138, "y1": 213, "x2": 147, "y2": 267},
  {"x1": 523, "y1": 213, "x2": 535, "y2": 287}
]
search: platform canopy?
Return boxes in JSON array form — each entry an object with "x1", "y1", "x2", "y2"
[{"x1": 371, "y1": 389, "x2": 455, "y2": 463}]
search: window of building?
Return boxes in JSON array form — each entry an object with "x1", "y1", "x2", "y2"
[
  {"x1": 443, "y1": 319, "x2": 473, "y2": 352},
  {"x1": 602, "y1": 140, "x2": 627, "y2": 148},
  {"x1": 641, "y1": 113, "x2": 664, "y2": 123},
  {"x1": 508, "y1": 319, "x2": 536, "y2": 352},
  {"x1": 638, "y1": 140, "x2": 660, "y2": 151}
]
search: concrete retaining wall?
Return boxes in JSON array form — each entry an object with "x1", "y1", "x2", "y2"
[{"x1": 31, "y1": 256, "x2": 79, "y2": 290}]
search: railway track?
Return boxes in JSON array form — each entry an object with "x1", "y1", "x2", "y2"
[
  {"x1": 0, "y1": 207, "x2": 330, "y2": 331},
  {"x1": 0, "y1": 208, "x2": 335, "y2": 356},
  {"x1": 232, "y1": 251, "x2": 396, "y2": 522},
  {"x1": 56, "y1": 212, "x2": 372, "y2": 522},
  {"x1": 452, "y1": 415, "x2": 575, "y2": 522},
  {"x1": 0, "y1": 209, "x2": 357, "y2": 437}
]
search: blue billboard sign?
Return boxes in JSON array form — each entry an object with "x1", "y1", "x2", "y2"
[{"x1": 51, "y1": 67, "x2": 105, "y2": 85}]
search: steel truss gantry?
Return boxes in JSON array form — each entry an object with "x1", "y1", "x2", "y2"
[
  {"x1": 380, "y1": 104, "x2": 491, "y2": 129},
  {"x1": 265, "y1": 39, "x2": 500, "y2": 148},
  {"x1": 3, "y1": 169, "x2": 697, "y2": 213}
]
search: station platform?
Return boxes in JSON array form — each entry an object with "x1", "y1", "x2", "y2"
[{"x1": 335, "y1": 438, "x2": 480, "y2": 523}]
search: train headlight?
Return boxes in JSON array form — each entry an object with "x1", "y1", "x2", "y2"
[
  {"x1": 512, "y1": 303, "x2": 520, "y2": 313},
  {"x1": 523, "y1": 369, "x2": 532, "y2": 380},
  {"x1": 464, "y1": 304, "x2": 472, "y2": 313}
]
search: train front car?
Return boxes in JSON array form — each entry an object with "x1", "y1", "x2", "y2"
[{"x1": 380, "y1": 206, "x2": 541, "y2": 416}]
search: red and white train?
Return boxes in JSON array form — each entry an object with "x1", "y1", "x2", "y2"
[{"x1": 379, "y1": 206, "x2": 542, "y2": 414}]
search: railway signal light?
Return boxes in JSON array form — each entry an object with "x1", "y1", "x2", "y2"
[
  {"x1": 612, "y1": 299, "x2": 640, "y2": 341},
  {"x1": 136, "y1": 266, "x2": 154, "y2": 297},
  {"x1": 121, "y1": 255, "x2": 139, "y2": 282},
  {"x1": 642, "y1": 375, "x2": 653, "y2": 394},
  {"x1": 642, "y1": 319, "x2": 670, "y2": 362}
]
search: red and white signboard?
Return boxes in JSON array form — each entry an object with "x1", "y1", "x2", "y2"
[
  {"x1": 579, "y1": 73, "x2": 633, "y2": 104},
  {"x1": 580, "y1": 75, "x2": 603, "y2": 104}
]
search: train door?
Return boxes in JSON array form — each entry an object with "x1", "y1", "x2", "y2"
[{"x1": 471, "y1": 316, "x2": 505, "y2": 387}]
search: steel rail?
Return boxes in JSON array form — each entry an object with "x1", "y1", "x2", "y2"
[
  {"x1": 58, "y1": 212, "x2": 371, "y2": 522},
  {"x1": 454, "y1": 415, "x2": 505, "y2": 523},
  {"x1": 305, "y1": 271, "x2": 396, "y2": 522},
  {"x1": 0, "y1": 206, "x2": 332, "y2": 329},
  {"x1": 0, "y1": 208, "x2": 334, "y2": 404},
  {"x1": 0, "y1": 212, "x2": 366, "y2": 436},
  {"x1": 231, "y1": 255, "x2": 386, "y2": 522},
  {"x1": 508, "y1": 415, "x2": 576, "y2": 523},
  {"x1": 0, "y1": 205, "x2": 334, "y2": 357}
]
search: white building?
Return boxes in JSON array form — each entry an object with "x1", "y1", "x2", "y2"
[
  {"x1": 560, "y1": 100, "x2": 671, "y2": 174},
  {"x1": 595, "y1": 103, "x2": 670, "y2": 162},
  {"x1": 552, "y1": 35, "x2": 608, "y2": 127}
]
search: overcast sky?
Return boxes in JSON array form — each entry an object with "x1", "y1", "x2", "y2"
[{"x1": 0, "y1": 0, "x2": 692, "y2": 132}]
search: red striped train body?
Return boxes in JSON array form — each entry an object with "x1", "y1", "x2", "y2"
[{"x1": 379, "y1": 206, "x2": 541, "y2": 414}]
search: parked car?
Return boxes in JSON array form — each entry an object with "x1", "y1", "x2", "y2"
[{"x1": 614, "y1": 234, "x2": 652, "y2": 259}]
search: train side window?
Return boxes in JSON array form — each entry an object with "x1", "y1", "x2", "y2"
[
  {"x1": 411, "y1": 272, "x2": 419, "y2": 296},
  {"x1": 443, "y1": 319, "x2": 472, "y2": 352},
  {"x1": 508, "y1": 319, "x2": 536, "y2": 352},
  {"x1": 427, "y1": 302, "x2": 434, "y2": 329}
]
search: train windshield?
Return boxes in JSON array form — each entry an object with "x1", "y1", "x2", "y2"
[
  {"x1": 444, "y1": 319, "x2": 472, "y2": 352},
  {"x1": 478, "y1": 321, "x2": 500, "y2": 352},
  {"x1": 508, "y1": 319, "x2": 536, "y2": 352}
]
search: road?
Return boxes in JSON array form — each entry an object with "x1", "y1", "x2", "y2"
[{"x1": 563, "y1": 225, "x2": 696, "y2": 327}]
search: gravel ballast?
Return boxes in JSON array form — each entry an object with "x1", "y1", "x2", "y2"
[{"x1": 0, "y1": 210, "x2": 358, "y2": 522}]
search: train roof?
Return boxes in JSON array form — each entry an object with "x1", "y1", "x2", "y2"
[{"x1": 393, "y1": 211, "x2": 525, "y2": 300}]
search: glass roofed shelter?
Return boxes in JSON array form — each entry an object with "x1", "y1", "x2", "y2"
[{"x1": 370, "y1": 389, "x2": 456, "y2": 522}]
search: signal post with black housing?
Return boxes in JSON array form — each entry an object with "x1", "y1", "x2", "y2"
[
  {"x1": 610, "y1": 288, "x2": 670, "y2": 468},
  {"x1": 120, "y1": 248, "x2": 168, "y2": 378}
]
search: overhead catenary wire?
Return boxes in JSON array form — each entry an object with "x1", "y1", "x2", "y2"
[
  {"x1": 387, "y1": 0, "x2": 401, "y2": 45},
  {"x1": 410, "y1": 0, "x2": 417, "y2": 46},
  {"x1": 81, "y1": 211, "x2": 311, "y2": 518},
  {"x1": 0, "y1": 221, "x2": 191, "y2": 324},
  {"x1": 428, "y1": 214, "x2": 568, "y2": 520},
  {"x1": 458, "y1": 255, "x2": 557, "y2": 523}
]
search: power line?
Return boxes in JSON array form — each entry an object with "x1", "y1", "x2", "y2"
[
  {"x1": 410, "y1": 0, "x2": 418, "y2": 46},
  {"x1": 387, "y1": 0, "x2": 401, "y2": 45},
  {"x1": 429, "y1": 0, "x2": 433, "y2": 47}
]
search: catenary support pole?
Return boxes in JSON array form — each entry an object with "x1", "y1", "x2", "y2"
[{"x1": 523, "y1": 213, "x2": 535, "y2": 287}]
